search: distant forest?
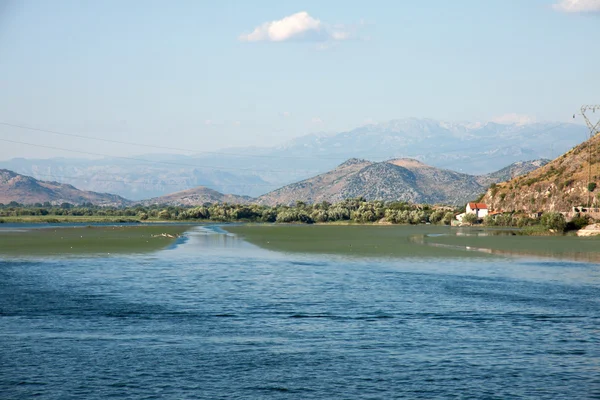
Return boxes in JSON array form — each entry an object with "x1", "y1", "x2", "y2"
[
  {"x1": 0, "y1": 198, "x2": 457, "y2": 225},
  {"x1": 0, "y1": 198, "x2": 580, "y2": 233}
]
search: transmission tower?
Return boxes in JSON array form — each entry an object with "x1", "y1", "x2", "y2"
[{"x1": 577, "y1": 105, "x2": 600, "y2": 208}]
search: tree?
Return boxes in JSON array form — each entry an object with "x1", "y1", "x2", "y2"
[
  {"x1": 158, "y1": 210, "x2": 171, "y2": 220},
  {"x1": 311, "y1": 209, "x2": 329, "y2": 223},
  {"x1": 540, "y1": 212, "x2": 566, "y2": 232},
  {"x1": 429, "y1": 210, "x2": 444, "y2": 224},
  {"x1": 483, "y1": 215, "x2": 497, "y2": 226},
  {"x1": 462, "y1": 213, "x2": 478, "y2": 225},
  {"x1": 261, "y1": 209, "x2": 277, "y2": 223},
  {"x1": 441, "y1": 212, "x2": 455, "y2": 225}
]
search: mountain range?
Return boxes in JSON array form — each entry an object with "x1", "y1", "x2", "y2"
[
  {"x1": 257, "y1": 158, "x2": 548, "y2": 206},
  {"x1": 0, "y1": 118, "x2": 586, "y2": 200},
  {"x1": 1, "y1": 158, "x2": 547, "y2": 207}
]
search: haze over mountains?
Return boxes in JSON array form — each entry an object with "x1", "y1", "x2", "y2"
[
  {"x1": 0, "y1": 169, "x2": 130, "y2": 207},
  {"x1": 1, "y1": 157, "x2": 546, "y2": 207},
  {"x1": 0, "y1": 118, "x2": 585, "y2": 200}
]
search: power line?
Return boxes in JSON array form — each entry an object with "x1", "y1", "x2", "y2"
[
  {"x1": 0, "y1": 120, "x2": 577, "y2": 163},
  {"x1": 0, "y1": 121, "x2": 361, "y2": 161},
  {"x1": 17, "y1": 171, "x2": 282, "y2": 188},
  {"x1": 0, "y1": 138, "x2": 320, "y2": 174}
]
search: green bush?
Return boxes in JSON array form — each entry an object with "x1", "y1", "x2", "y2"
[
  {"x1": 462, "y1": 213, "x2": 478, "y2": 225},
  {"x1": 157, "y1": 210, "x2": 171, "y2": 220},
  {"x1": 516, "y1": 216, "x2": 536, "y2": 228},
  {"x1": 429, "y1": 210, "x2": 444, "y2": 224},
  {"x1": 566, "y1": 215, "x2": 590, "y2": 232},
  {"x1": 540, "y1": 212, "x2": 566, "y2": 232},
  {"x1": 441, "y1": 212, "x2": 455, "y2": 225},
  {"x1": 588, "y1": 182, "x2": 597, "y2": 192},
  {"x1": 483, "y1": 215, "x2": 497, "y2": 226}
]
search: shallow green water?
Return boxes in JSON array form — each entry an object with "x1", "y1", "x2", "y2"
[
  {"x1": 0, "y1": 225, "x2": 190, "y2": 256},
  {"x1": 225, "y1": 225, "x2": 600, "y2": 262},
  {"x1": 423, "y1": 227, "x2": 600, "y2": 262}
]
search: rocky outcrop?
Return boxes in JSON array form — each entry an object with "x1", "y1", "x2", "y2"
[{"x1": 482, "y1": 133, "x2": 600, "y2": 213}]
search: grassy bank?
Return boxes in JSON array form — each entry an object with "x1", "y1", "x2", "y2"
[
  {"x1": 0, "y1": 215, "x2": 163, "y2": 224},
  {"x1": 0, "y1": 225, "x2": 191, "y2": 256}
]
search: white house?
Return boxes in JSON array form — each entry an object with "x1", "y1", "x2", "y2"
[{"x1": 466, "y1": 202, "x2": 488, "y2": 218}]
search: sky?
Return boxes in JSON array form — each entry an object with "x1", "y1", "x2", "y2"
[{"x1": 0, "y1": 0, "x2": 599, "y2": 160}]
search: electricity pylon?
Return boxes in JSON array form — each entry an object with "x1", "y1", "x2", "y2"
[{"x1": 577, "y1": 105, "x2": 600, "y2": 207}]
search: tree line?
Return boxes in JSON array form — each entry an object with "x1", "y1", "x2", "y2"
[
  {"x1": 0, "y1": 199, "x2": 457, "y2": 225},
  {"x1": 0, "y1": 199, "x2": 583, "y2": 233}
]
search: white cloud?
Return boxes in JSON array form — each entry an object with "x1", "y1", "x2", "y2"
[
  {"x1": 280, "y1": 111, "x2": 292, "y2": 118},
  {"x1": 491, "y1": 113, "x2": 536, "y2": 126},
  {"x1": 239, "y1": 11, "x2": 353, "y2": 43},
  {"x1": 553, "y1": 0, "x2": 600, "y2": 13},
  {"x1": 232, "y1": 121, "x2": 241, "y2": 126},
  {"x1": 204, "y1": 119, "x2": 213, "y2": 126},
  {"x1": 311, "y1": 117, "x2": 324, "y2": 124}
]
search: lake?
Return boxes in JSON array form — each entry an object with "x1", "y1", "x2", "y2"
[{"x1": 1, "y1": 225, "x2": 599, "y2": 399}]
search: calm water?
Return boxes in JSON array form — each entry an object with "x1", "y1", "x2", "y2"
[{"x1": 1, "y1": 226, "x2": 599, "y2": 399}]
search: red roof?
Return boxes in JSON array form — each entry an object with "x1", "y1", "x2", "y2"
[{"x1": 468, "y1": 202, "x2": 487, "y2": 209}]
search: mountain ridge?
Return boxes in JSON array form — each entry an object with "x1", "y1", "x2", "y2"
[
  {"x1": 0, "y1": 118, "x2": 586, "y2": 199},
  {"x1": 138, "y1": 187, "x2": 252, "y2": 206},
  {"x1": 482, "y1": 133, "x2": 600, "y2": 212},
  {"x1": 257, "y1": 158, "x2": 547, "y2": 206},
  {"x1": 0, "y1": 169, "x2": 131, "y2": 207}
]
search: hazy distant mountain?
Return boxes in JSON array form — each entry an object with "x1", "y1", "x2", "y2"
[
  {"x1": 0, "y1": 169, "x2": 130, "y2": 206},
  {"x1": 256, "y1": 158, "x2": 547, "y2": 206},
  {"x1": 139, "y1": 186, "x2": 252, "y2": 206},
  {"x1": 0, "y1": 119, "x2": 585, "y2": 199},
  {"x1": 0, "y1": 156, "x2": 272, "y2": 200}
]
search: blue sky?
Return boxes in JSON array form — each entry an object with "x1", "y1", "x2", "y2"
[{"x1": 0, "y1": 0, "x2": 599, "y2": 159}]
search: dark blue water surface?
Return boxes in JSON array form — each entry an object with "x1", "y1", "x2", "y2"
[{"x1": 1, "y1": 227, "x2": 599, "y2": 399}]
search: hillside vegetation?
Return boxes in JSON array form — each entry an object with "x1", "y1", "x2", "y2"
[{"x1": 482, "y1": 133, "x2": 600, "y2": 212}]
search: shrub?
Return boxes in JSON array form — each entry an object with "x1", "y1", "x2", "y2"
[
  {"x1": 566, "y1": 215, "x2": 590, "y2": 232},
  {"x1": 441, "y1": 212, "x2": 455, "y2": 225},
  {"x1": 516, "y1": 217, "x2": 536, "y2": 228},
  {"x1": 588, "y1": 182, "x2": 597, "y2": 192},
  {"x1": 158, "y1": 210, "x2": 171, "y2": 220},
  {"x1": 462, "y1": 213, "x2": 478, "y2": 225},
  {"x1": 540, "y1": 212, "x2": 566, "y2": 233},
  {"x1": 490, "y1": 183, "x2": 498, "y2": 197},
  {"x1": 483, "y1": 215, "x2": 496, "y2": 226},
  {"x1": 429, "y1": 210, "x2": 444, "y2": 224}
]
